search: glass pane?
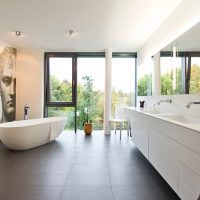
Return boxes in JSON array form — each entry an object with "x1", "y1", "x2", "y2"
[
  {"x1": 49, "y1": 57, "x2": 72, "y2": 102},
  {"x1": 189, "y1": 57, "x2": 200, "y2": 94},
  {"x1": 77, "y1": 57, "x2": 105, "y2": 130},
  {"x1": 137, "y1": 59, "x2": 153, "y2": 96},
  {"x1": 112, "y1": 57, "x2": 136, "y2": 116},
  {"x1": 47, "y1": 107, "x2": 75, "y2": 130},
  {"x1": 160, "y1": 57, "x2": 183, "y2": 95}
]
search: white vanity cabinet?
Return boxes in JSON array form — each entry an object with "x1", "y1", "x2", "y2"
[
  {"x1": 130, "y1": 111, "x2": 149, "y2": 159},
  {"x1": 148, "y1": 118, "x2": 179, "y2": 193},
  {"x1": 127, "y1": 108, "x2": 200, "y2": 200}
]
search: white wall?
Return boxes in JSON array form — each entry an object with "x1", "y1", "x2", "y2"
[
  {"x1": 16, "y1": 49, "x2": 44, "y2": 120},
  {"x1": 0, "y1": 39, "x2": 11, "y2": 52}
]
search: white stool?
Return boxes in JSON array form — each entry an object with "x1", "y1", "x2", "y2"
[
  {"x1": 109, "y1": 118, "x2": 129, "y2": 139},
  {"x1": 109, "y1": 107, "x2": 130, "y2": 140}
]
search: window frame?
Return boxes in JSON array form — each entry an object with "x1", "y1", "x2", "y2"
[{"x1": 44, "y1": 52, "x2": 77, "y2": 108}]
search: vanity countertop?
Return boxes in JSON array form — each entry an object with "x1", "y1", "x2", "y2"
[{"x1": 126, "y1": 107, "x2": 200, "y2": 133}]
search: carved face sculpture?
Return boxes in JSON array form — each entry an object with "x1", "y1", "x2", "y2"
[{"x1": 0, "y1": 48, "x2": 16, "y2": 122}]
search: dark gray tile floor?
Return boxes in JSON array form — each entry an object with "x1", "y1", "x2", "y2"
[{"x1": 0, "y1": 131, "x2": 180, "y2": 200}]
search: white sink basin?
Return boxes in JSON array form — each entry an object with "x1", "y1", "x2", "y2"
[
  {"x1": 158, "y1": 114, "x2": 200, "y2": 123},
  {"x1": 144, "y1": 110, "x2": 171, "y2": 115}
]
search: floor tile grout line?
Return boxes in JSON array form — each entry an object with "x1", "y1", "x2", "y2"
[
  {"x1": 107, "y1": 154, "x2": 115, "y2": 200},
  {"x1": 59, "y1": 143, "x2": 79, "y2": 200}
]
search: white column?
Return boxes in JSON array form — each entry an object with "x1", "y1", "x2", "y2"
[
  {"x1": 104, "y1": 48, "x2": 112, "y2": 135},
  {"x1": 152, "y1": 53, "x2": 161, "y2": 96}
]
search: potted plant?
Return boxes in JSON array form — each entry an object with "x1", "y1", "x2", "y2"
[
  {"x1": 83, "y1": 107, "x2": 93, "y2": 135},
  {"x1": 80, "y1": 76, "x2": 94, "y2": 135}
]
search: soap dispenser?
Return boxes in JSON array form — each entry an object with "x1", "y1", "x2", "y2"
[{"x1": 139, "y1": 101, "x2": 145, "y2": 108}]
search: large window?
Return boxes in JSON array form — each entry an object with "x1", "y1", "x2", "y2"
[
  {"x1": 44, "y1": 52, "x2": 137, "y2": 131},
  {"x1": 111, "y1": 54, "x2": 136, "y2": 116}
]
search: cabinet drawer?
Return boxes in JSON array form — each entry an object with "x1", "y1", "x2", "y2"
[
  {"x1": 179, "y1": 144, "x2": 200, "y2": 176},
  {"x1": 148, "y1": 116, "x2": 179, "y2": 141},
  {"x1": 178, "y1": 163, "x2": 200, "y2": 200},
  {"x1": 179, "y1": 127, "x2": 200, "y2": 154},
  {"x1": 131, "y1": 111, "x2": 148, "y2": 125}
]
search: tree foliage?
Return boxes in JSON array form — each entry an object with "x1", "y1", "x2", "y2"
[
  {"x1": 137, "y1": 74, "x2": 152, "y2": 96},
  {"x1": 48, "y1": 75, "x2": 133, "y2": 130},
  {"x1": 77, "y1": 76, "x2": 97, "y2": 128},
  {"x1": 189, "y1": 64, "x2": 200, "y2": 94},
  {"x1": 161, "y1": 68, "x2": 182, "y2": 95},
  {"x1": 50, "y1": 75, "x2": 72, "y2": 102}
]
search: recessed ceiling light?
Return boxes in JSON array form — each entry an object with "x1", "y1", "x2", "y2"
[
  {"x1": 66, "y1": 29, "x2": 80, "y2": 38},
  {"x1": 15, "y1": 31, "x2": 22, "y2": 37}
]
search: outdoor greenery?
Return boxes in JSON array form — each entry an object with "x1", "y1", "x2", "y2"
[
  {"x1": 77, "y1": 76, "x2": 100, "y2": 128},
  {"x1": 137, "y1": 64, "x2": 200, "y2": 96},
  {"x1": 190, "y1": 65, "x2": 200, "y2": 94},
  {"x1": 137, "y1": 74, "x2": 152, "y2": 96},
  {"x1": 50, "y1": 75, "x2": 72, "y2": 102},
  {"x1": 161, "y1": 67, "x2": 182, "y2": 95},
  {"x1": 48, "y1": 75, "x2": 132, "y2": 130},
  {"x1": 137, "y1": 68, "x2": 182, "y2": 96}
]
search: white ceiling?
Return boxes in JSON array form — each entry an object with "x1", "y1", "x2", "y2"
[{"x1": 0, "y1": 0, "x2": 183, "y2": 52}]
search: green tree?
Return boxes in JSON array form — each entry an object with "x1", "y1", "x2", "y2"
[
  {"x1": 50, "y1": 75, "x2": 72, "y2": 102},
  {"x1": 189, "y1": 64, "x2": 200, "y2": 93},
  {"x1": 77, "y1": 76, "x2": 97, "y2": 129},
  {"x1": 48, "y1": 75, "x2": 74, "y2": 129},
  {"x1": 161, "y1": 68, "x2": 182, "y2": 95},
  {"x1": 49, "y1": 75, "x2": 134, "y2": 131},
  {"x1": 137, "y1": 74, "x2": 152, "y2": 96}
]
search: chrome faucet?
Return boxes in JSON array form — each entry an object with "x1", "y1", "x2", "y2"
[
  {"x1": 24, "y1": 104, "x2": 30, "y2": 120},
  {"x1": 157, "y1": 99, "x2": 172, "y2": 105},
  {"x1": 186, "y1": 101, "x2": 200, "y2": 108}
]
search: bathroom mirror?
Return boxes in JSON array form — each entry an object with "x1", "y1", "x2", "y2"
[{"x1": 159, "y1": 21, "x2": 200, "y2": 95}]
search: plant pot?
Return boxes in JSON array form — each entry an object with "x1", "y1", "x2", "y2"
[{"x1": 83, "y1": 123, "x2": 93, "y2": 135}]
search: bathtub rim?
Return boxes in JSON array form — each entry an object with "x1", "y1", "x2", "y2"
[{"x1": 0, "y1": 117, "x2": 67, "y2": 128}]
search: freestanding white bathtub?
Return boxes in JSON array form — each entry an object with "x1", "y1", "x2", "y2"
[{"x1": 0, "y1": 117, "x2": 67, "y2": 150}]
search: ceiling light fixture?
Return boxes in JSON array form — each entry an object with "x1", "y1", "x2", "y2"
[
  {"x1": 15, "y1": 31, "x2": 22, "y2": 37},
  {"x1": 68, "y1": 30, "x2": 74, "y2": 37}
]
